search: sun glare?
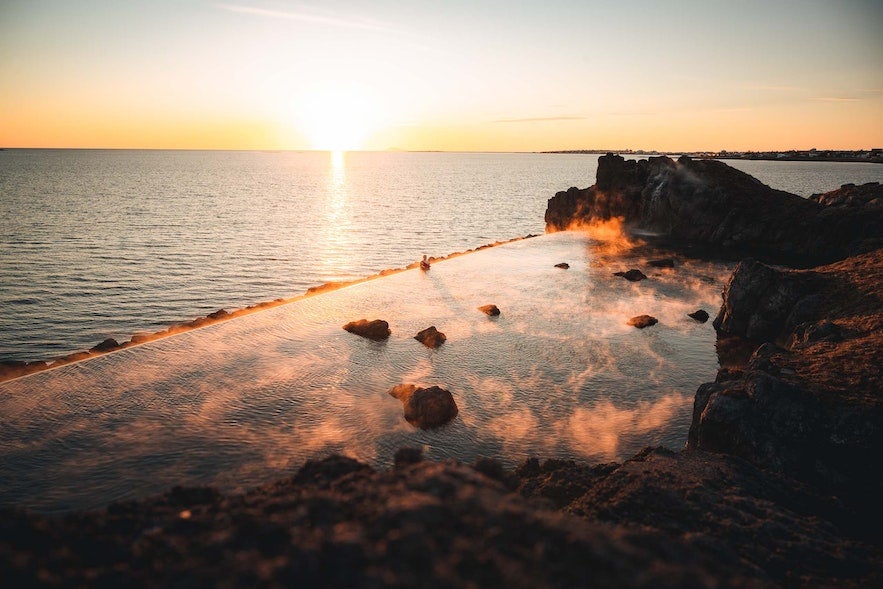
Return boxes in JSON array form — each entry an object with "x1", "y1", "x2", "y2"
[{"x1": 294, "y1": 83, "x2": 382, "y2": 151}]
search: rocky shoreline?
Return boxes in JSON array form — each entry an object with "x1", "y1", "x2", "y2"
[{"x1": 2, "y1": 157, "x2": 880, "y2": 587}]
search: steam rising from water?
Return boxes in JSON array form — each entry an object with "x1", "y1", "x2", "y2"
[{"x1": 0, "y1": 233, "x2": 732, "y2": 511}]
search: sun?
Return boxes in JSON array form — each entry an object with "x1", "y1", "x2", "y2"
[{"x1": 294, "y1": 82, "x2": 382, "y2": 151}]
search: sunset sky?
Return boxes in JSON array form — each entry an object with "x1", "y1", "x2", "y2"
[{"x1": 1, "y1": 0, "x2": 881, "y2": 151}]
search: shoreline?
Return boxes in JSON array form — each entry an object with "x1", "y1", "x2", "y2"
[{"x1": 0, "y1": 233, "x2": 539, "y2": 383}]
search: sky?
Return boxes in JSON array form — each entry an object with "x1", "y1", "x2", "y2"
[{"x1": 1, "y1": 0, "x2": 881, "y2": 151}]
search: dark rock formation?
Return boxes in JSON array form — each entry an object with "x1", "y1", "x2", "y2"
[
  {"x1": 687, "y1": 309, "x2": 709, "y2": 322},
  {"x1": 627, "y1": 315, "x2": 658, "y2": 328},
  {"x1": 388, "y1": 384, "x2": 459, "y2": 429},
  {"x1": 516, "y1": 447, "x2": 880, "y2": 587},
  {"x1": 478, "y1": 304, "x2": 500, "y2": 316},
  {"x1": 554, "y1": 262, "x2": 570, "y2": 269},
  {"x1": 90, "y1": 338, "x2": 121, "y2": 353},
  {"x1": 648, "y1": 258, "x2": 675, "y2": 268},
  {"x1": 413, "y1": 326, "x2": 446, "y2": 348},
  {"x1": 810, "y1": 182, "x2": 883, "y2": 208},
  {"x1": 613, "y1": 269, "x2": 647, "y2": 281},
  {"x1": 691, "y1": 248, "x2": 883, "y2": 503},
  {"x1": 1, "y1": 454, "x2": 791, "y2": 589},
  {"x1": 342, "y1": 319, "x2": 391, "y2": 341},
  {"x1": 206, "y1": 309, "x2": 229, "y2": 320},
  {"x1": 545, "y1": 153, "x2": 883, "y2": 266}
]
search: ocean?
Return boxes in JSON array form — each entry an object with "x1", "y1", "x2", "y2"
[{"x1": 1, "y1": 149, "x2": 881, "y2": 362}]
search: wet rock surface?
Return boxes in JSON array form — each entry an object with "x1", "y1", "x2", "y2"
[
  {"x1": 388, "y1": 384, "x2": 459, "y2": 429},
  {"x1": 343, "y1": 319, "x2": 391, "y2": 341},
  {"x1": 477, "y1": 304, "x2": 500, "y2": 316},
  {"x1": 545, "y1": 153, "x2": 883, "y2": 266}
]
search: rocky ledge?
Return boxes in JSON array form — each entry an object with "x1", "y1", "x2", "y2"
[{"x1": 545, "y1": 154, "x2": 883, "y2": 266}]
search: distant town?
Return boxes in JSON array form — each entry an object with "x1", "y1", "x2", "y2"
[{"x1": 544, "y1": 148, "x2": 883, "y2": 163}]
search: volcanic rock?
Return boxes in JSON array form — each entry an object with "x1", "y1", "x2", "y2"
[
  {"x1": 545, "y1": 153, "x2": 883, "y2": 266},
  {"x1": 414, "y1": 326, "x2": 446, "y2": 348},
  {"x1": 388, "y1": 384, "x2": 458, "y2": 429},
  {"x1": 627, "y1": 315, "x2": 658, "y2": 328},
  {"x1": 614, "y1": 269, "x2": 647, "y2": 281},
  {"x1": 478, "y1": 304, "x2": 500, "y2": 316},
  {"x1": 342, "y1": 319, "x2": 391, "y2": 341},
  {"x1": 687, "y1": 309, "x2": 709, "y2": 322},
  {"x1": 554, "y1": 262, "x2": 570, "y2": 269}
]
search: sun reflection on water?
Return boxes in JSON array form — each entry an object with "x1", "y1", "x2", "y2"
[{"x1": 318, "y1": 150, "x2": 354, "y2": 279}]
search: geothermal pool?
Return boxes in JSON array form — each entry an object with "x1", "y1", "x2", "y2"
[{"x1": 0, "y1": 232, "x2": 731, "y2": 511}]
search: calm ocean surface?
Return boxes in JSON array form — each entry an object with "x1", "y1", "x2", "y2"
[{"x1": 2, "y1": 149, "x2": 882, "y2": 362}]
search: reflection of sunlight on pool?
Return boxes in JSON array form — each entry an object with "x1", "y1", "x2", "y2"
[{"x1": 0, "y1": 232, "x2": 734, "y2": 511}]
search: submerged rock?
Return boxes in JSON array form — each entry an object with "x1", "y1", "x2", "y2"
[
  {"x1": 613, "y1": 269, "x2": 647, "y2": 282},
  {"x1": 478, "y1": 304, "x2": 500, "y2": 316},
  {"x1": 342, "y1": 319, "x2": 391, "y2": 341},
  {"x1": 554, "y1": 262, "x2": 570, "y2": 269},
  {"x1": 648, "y1": 258, "x2": 675, "y2": 268},
  {"x1": 687, "y1": 309, "x2": 710, "y2": 323},
  {"x1": 414, "y1": 326, "x2": 446, "y2": 348},
  {"x1": 388, "y1": 384, "x2": 458, "y2": 429},
  {"x1": 627, "y1": 315, "x2": 658, "y2": 328}
]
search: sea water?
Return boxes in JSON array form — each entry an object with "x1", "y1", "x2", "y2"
[{"x1": 2, "y1": 150, "x2": 881, "y2": 362}]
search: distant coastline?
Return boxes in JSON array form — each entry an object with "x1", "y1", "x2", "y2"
[{"x1": 542, "y1": 148, "x2": 883, "y2": 164}]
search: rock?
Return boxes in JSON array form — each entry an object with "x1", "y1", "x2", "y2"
[
  {"x1": 414, "y1": 326, "x2": 446, "y2": 348},
  {"x1": 342, "y1": 319, "x2": 391, "y2": 341},
  {"x1": 554, "y1": 262, "x2": 570, "y2": 269},
  {"x1": 789, "y1": 320, "x2": 843, "y2": 347},
  {"x1": 627, "y1": 315, "x2": 658, "y2": 328},
  {"x1": 687, "y1": 309, "x2": 709, "y2": 322},
  {"x1": 90, "y1": 338, "x2": 120, "y2": 353},
  {"x1": 478, "y1": 304, "x2": 500, "y2": 316},
  {"x1": 388, "y1": 384, "x2": 458, "y2": 429},
  {"x1": 393, "y1": 447, "x2": 424, "y2": 467},
  {"x1": 810, "y1": 182, "x2": 883, "y2": 208},
  {"x1": 711, "y1": 258, "x2": 807, "y2": 341},
  {"x1": 613, "y1": 269, "x2": 647, "y2": 281},
  {"x1": 647, "y1": 258, "x2": 675, "y2": 268},
  {"x1": 545, "y1": 153, "x2": 883, "y2": 266},
  {"x1": 206, "y1": 309, "x2": 229, "y2": 320},
  {"x1": 691, "y1": 248, "x2": 883, "y2": 504}
]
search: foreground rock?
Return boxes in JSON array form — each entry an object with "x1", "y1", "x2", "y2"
[
  {"x1": 554, "y1": 262, "x2": 570, "y2": 269},
  {"x1": 545, "y1": 153, "x2": 883, "y2": 266},
  {"x1": 627, "y1": 315, "x2": 658, "y2": 328},
  {"x1": 342, "y1": 319, "x2": 391, "y2": 341},
  {"x1": 388, "y1": 384, "x2": 459, "y2": 429},
  {"x1": 414, "y1": 326, "x2": 446, "y2": 348},
  {"x1": 2, "y1": 451, "x2": 877, "y2": 588},
  {"x1": 690, "y1": 248, "x2": 883, "y2": 504},
  {"x1": 477, "y1": 304, "x2": 500, "y2": 316}
]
